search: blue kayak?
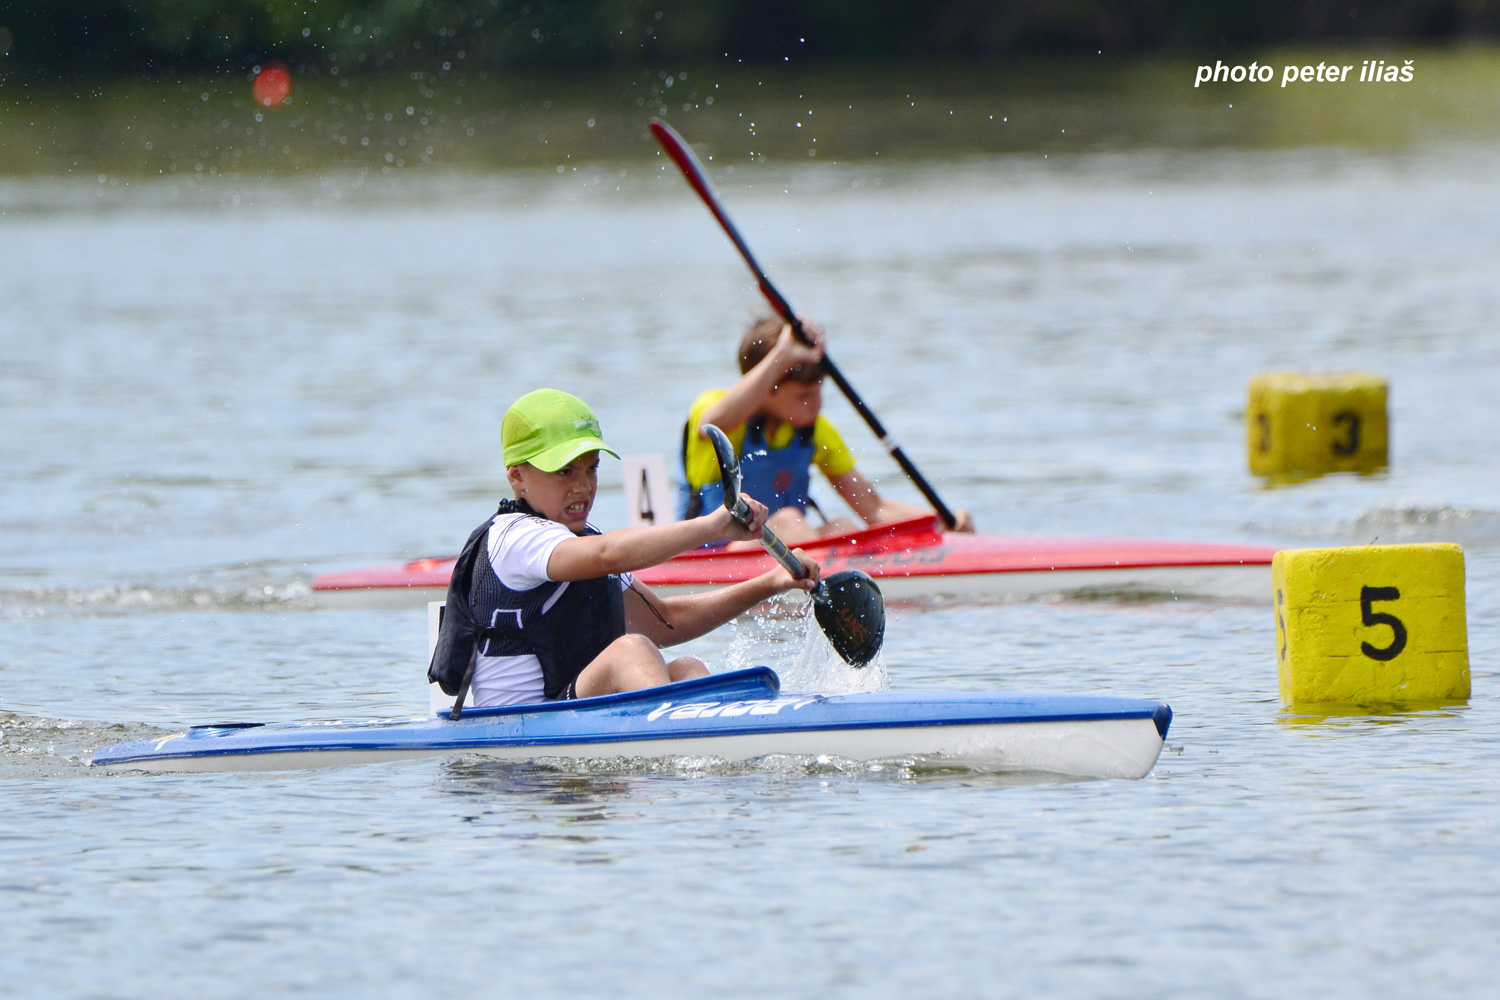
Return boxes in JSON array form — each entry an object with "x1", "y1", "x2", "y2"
[{"x1": 92, "y1": 667, "x2": 1172, "y2": 779}]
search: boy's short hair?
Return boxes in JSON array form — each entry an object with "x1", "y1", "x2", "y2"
[{"x1": 738, "y1": 316, "x2": 825, "y2": 383}]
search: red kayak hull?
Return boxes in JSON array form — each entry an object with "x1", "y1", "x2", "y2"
[{"x1": 309, "y1": 516, "x2": 1276, "y2": 608}]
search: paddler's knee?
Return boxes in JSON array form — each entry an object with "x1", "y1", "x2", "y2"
[
  {"x1": 608, "y1": 633, "x2": 665, "y2": 663},
  {"x1": 816, "y1": 516, "x2": 860, "y2": 537},
  {"x1": 667, "y1": 656, "x2": 709, "y2": 682},
  {"x1": 766, "y1": 506, "x2": 818, "y2": 544},
  {"x1": 577, "y1": 634, "x2": 673, "y2": 697}
]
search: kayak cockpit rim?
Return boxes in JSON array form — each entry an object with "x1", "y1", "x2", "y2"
[{"x1": 431, "y1": 665, "x2": 782, "y2": 719}]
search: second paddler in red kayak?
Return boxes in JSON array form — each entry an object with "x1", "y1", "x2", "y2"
[{"x1": 679, "y1": 315, "x2": 975, "y2": 549}]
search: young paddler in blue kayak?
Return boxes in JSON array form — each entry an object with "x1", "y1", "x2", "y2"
[
  {"x1": 429, "y1": 388, "x2": 822, "y2": 709},
  {"x1": 680, "y1": 317, "x2": 975, "y2": 547}
]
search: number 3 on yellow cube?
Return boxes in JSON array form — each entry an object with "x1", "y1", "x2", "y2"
[
  {"x1": 1273, "y1": 544, "x2": 1469, "y2": 707},
  {"x1": 1247, "y1": 372, "x2": 1388, "y2": 480}
]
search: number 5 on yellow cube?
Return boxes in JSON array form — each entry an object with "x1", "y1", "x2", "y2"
[{"x1": 1273, "y1": 544, "x2": 1469, "y2": 707}]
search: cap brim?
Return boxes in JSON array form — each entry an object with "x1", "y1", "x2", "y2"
[{"x1": 528, "y1": 438, "x2": 620, "y2": 472}]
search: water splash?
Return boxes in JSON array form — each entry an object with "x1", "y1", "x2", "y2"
[
  {"x1": 710, "y1": 593, "x2": 889, "y2": 694},
  {"x1": 780, "y1": 617, "x2": 891, "y2": 693}
]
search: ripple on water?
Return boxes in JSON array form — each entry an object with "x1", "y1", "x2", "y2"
[
  {"x1": 1261, "y1": 503, "x2": 1500, "y2": 549},
  {"x1": 0, "y1": 712, "x2": 170, "y2": 780},
  {"x1": 4, "y1": 148, "x2": 1500, "y2": 995},
  {"x1": 438, "y1": 752, "x2": 1087, "y2": 788},
  {"x1": 0, "y1": 581, "x2": 316, "y2": 618}
]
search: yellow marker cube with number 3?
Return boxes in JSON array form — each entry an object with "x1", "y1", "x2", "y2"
[
  {"x1": 1273, "y1": 544, "x2": 1469, "y2": 706},
  {"x1": 1247, "y1": 372, "x2": 1388, "y2": 480}
]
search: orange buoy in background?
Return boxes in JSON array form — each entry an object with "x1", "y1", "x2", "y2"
[{"x1": 252, "y1": 61, "x2": 292, "y2": 107}]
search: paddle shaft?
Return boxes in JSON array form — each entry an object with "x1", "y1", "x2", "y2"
[
  {"x1": 704, "y1": 423, "x2": 829, "y2": 602},
  {"x1": 650, "y1": 118, "x2": 958, "y2": 530},
  {"x1": 723, "y1": 493, "x2": 826, "y2": 599},
  {"x1": 704, "y1": 421, "x2": 884, "y2": 667}
]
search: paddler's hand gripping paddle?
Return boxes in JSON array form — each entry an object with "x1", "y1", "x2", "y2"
[{"x1": 703, "y1": 423, "x2": 885, "y2": 668}]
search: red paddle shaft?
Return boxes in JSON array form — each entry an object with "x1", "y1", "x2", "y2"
[{"x1": 649, "y1": 119, "x2": 959, "y2": 531}]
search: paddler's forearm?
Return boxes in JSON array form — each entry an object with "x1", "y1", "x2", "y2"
[
  {"x1": 653, "y1": 573, "x2": 790, "y2": 645},
  {"x1": 831, "y1": 470, "x2": 928, "y2": 526},
  {"x1": 547, "y1": 513, "x2": 731, "y2": 581},
  {"x1": 699, "y1": 358, "x2": 783, "y2": 435}
]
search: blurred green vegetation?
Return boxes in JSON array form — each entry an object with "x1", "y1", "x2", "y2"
[
  {"x1": 1, "y1": 0, "x2": 1498, "y2": 79},
  {"x1": 2, "y1": 46, "x2": 1497, "y2": 176},
  {"x1": 2, "y1": 2, "x2": 1496, "y2": 175}
]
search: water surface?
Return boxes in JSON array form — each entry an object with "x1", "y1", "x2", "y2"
[{"x1": 3, "y1": 144, "x2": 1499, "y2": 996}]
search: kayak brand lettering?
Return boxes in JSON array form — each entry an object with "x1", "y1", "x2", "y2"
[
  {"x1": 821, "y1": 547, "x2": 948, "y2": 572},
  {"x1": 647, "y1": 696, "x2": 820, "y2": 721},
  {"x1": 1193, "y1": 59, "x2": 1414, "y2": 88}
]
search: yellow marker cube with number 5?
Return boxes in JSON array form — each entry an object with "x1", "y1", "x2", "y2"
[{"x1": 1273, "y1": 543, "x2": 1469, "y2": 706}]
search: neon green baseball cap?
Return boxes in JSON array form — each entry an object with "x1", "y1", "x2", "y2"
[{"x1": 501, "y1": 389, "x2": 619, "y2": 471}]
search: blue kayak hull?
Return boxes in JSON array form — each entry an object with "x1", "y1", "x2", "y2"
[{"x1": 92, "y1": 668, "x2": 1172, "y2": 780}]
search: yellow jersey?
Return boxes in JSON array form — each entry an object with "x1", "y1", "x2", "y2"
[{"x1": 682, "y1": 389, "x2": 857, "y2": 491}]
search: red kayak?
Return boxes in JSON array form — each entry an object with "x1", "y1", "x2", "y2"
[{"x1": 310, "y1": 516, "x2": 1275, "y2": 609}]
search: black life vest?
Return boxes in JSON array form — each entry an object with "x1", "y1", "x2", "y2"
[{"x1": 427, "y1": 499, "x2": 626, "y2": 701}]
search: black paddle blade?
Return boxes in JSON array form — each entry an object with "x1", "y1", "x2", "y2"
[{"x1": 813, "y1": 570, "x2": 885, "y2": 668}]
